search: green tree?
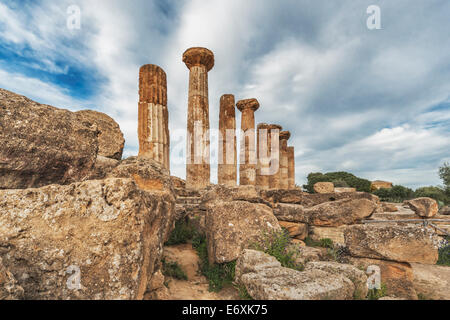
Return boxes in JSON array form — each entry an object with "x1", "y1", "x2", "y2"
[
  {"x1": 439, "y1": 162, "x2": 450, "y2": 191},
  {"x1": 304, "y1": 172, "x2": 372, "y2": 193}
]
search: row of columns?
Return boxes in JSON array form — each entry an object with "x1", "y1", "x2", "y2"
[{"x1": 137, "y1": 47, "x2": 296, "y2": 191}]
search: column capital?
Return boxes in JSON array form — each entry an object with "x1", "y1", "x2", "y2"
[
  {"x1": 183, "y1": 47, "x2": 215, "y2": 71},
  {"x1": 236, "y1": 98, "x2": 260, "y2": 112},
  {"x1": 269, "y1": 124, "x2": 282, "y2": 131},
  {"x1": 139, "y1": 64, "x2": 167, "y2": 105},
  {"x1": 257, "y1": 123, "x2": 270, "y2": 130},
  {"x1": 279, "y1": 131, "x2": 291, "y2": 141}
]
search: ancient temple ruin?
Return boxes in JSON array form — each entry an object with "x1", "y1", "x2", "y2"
[{"x1": 138, "y1": 47, "x2": 297, "y2": 190}]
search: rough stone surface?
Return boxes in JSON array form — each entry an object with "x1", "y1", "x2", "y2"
[
  {"x1": 334, "y1": 187, "x2": 356, "y2": 193},
  {"x1": 0, "y1": 257, "x2": 24, "y2": 300},
  {"x1": 381, "y1": 202, "x2": 399, "y2": 213},
  {"x1": 305, "y1": 261, "x2": 368, "y2": 299},
  {"x1": 308, "y1": 226, "x2": 347, "y2": 245},
  {"x1": 0, "y1": 88, "x2": 99, "y2": 189},
  {"x1": 313, "y1": 182, "x2": 334, "y2": 194},
  {"x1": 440, "y1": 205, "x2": 450, "y2": 215},
  {"x1": 205, "y1": 201, "x2": 280, "y2": 264},
  {"x1": 344, "y1": 225, "x2": 440, "y2": 264},
  {"x1": 406, "y1": 197, "x2": 439, "y2": 218},
  {"x1": 371, "y1": 180, "x2": 393, "y2": 190},
  {"x1": 279, "y1": 221, "x2": 308, "y2": 240},
  {"x1": 348, "y1": 257, "x2": 417, "y2": 300},
  {"x1": 201, "y1": 184, "x2": 265, "y2": 207},
  {"x1": 75, "y1": 110, "x2": 124, "y2": 160},
  {"x1": 275, "y1": 198, "x2": 377, "y2": 227},
  {"x1": 235, "y1": 250, "x2": 355, "y2": 300},
  {"x1": 410, "y1": 263, "x2": 450, "y2": 300},
  {"x1": 293, "y1": 246, "x2": 324, "y2": 265},
  {"x1": 0, "y1": 176, "x2": 176, "y2": 300}
]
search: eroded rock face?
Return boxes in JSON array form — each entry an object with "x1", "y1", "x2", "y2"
[
  {"x1": 0, "y1": 177, "x2": 175, "y2": 300},
  {"x1": 440, "y1": 205, "x2": 450, "y2": 215},
  {"x1": 75, "y1": 110, "x2": 124, "y2": 160},
  {"x1": 0, "y1": 257, "x2": 24, "y2": 300},
  {"x1": 344, "y1": 225, "x2": 440, "y2": 264},
  {"x1": 0, "y1": 88, "x2": 99, "y2": 189},
  {"x1": 406, "y1": 197, "x2": 439, "y2": 218},
  {"x1": 410, "y1": 263, "x2": 450, "y2": 300},
  {"x1": 313, "y1": 182, "x2": 334, "y2": 194},
  {"x1": 347, "y1": 257, "x2": 417, "y2": 300},
  {"x1": 201, "y1": 184, "x2": 265, "y2": 206},
  {"x1": 275, "y1": 198, "x2": 377, "y2": 227},
  {"x1": 235, "y1": 250, "x2": 355, "y2": 300},
  {"x1": 278, "y1": 221, "x2": 308, "y2": 240},
  {"x1": 305, "y1": 261, "x2": 368, "y2": 299},
  {"x1": 205, "y1": 201, "x2": 280, "y2": 264}
]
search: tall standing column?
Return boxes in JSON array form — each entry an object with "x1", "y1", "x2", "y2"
[
  {"x1": 138, "y1": 64, "x2": 170, "y2": 171},
  {"x1": 279, "y1": 131, "x2": 291, "y2": 190},
  {"x1": 218, "y1": 94, "x2": 237, "y2": 187},
  {"x1": 268, "y1": 124, "x2": 282, "y2": 189},
  {"x1": 287, "y1": 146, "x2": 295, "y2": 189},
  {"x1": 183, "y1": 47, "x2": 215, "y2": 190},
  {"x1": 237, "y1": 99, "x2": 260, "y2": 186},
  {"x1": 256, "y1": 123, "x2": 270, "y2": 189}
]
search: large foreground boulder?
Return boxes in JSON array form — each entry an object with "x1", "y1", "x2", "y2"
[
  {"x1": 235, "y1": 250, "x2": 355, "y2": 300},
  {"x1": 0, "y1": 177, "x2": 175, "y2": 300},
  {"x1": 0, "y1": 88, "x2": 124, "y2": 189},
  {"x1": 344, "y1": 225, "x2": 440, "y2": 264},
  {"x1": 406, "y1": 198, "x2": 439, "y2": 218},
  {"x1": 274, "y1": 198, "x2": 377, "y2": 227},
  {"x1": 205, "y1": 201, "x2": 280, "y2": 264}
]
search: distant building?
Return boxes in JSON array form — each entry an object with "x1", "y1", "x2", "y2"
[{"x1": 371, "y1": 180, "x2": 393, "y2": 190}]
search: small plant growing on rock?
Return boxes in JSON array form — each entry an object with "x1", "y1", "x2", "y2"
[
  {"x1": 162, "y1": 259, "x2": 188, "y2": 280},
  {"x1": 165, "y1": 218, "x2": 197, "y2": 246},
  {"x1": 437, "y1": 236, "x2": 450, "y2": 266},
  {"x1": 367, "y1": 283, "x2": 387, "y2": 300},
  {"x1": 251, "y1": 229, "x2": 304, "y2": 271},
  {"x1": 192, "y1": 234, "x2": 236, "y2": 292}
]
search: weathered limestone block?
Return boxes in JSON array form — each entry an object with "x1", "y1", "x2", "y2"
[
  {"x1": 0, "y1": 177, "x2": 176, "y2": 300},
  {"x1": 218, "y1": 94, "x2": 237, "y2": 187},
  {"x1": 287, "y1": 146, "x2": 295, "y2": 189},
  {"x1": 440, "y1": 205, "x2": 450, "y2": 215},
  {"x1": 410, "y1": 263, "x2": 450, "y2": 300},
  {"x1": 308, "y1": 226, "x2": 347, "y2": 245},
  {"x1": 293, "y1": 246, "x2": 324, "y2": 265},
  {"x1": 0, "y1": 88, "x2": 99, "y2": 189},
  {"x1": 381, "y1": 202, "x2": 399, "y2": 212},
  {"x1": 347, "y1": 257, "x2": 417, "y2": 300},
  {"x1": 301, "y1": 192, "x2": 380, "y2": 208},
  {"x1": 235, "y1": 250, "x2": 355, "y2": 300},
  {"x1": 138, "y1": 64, "x2": 170, "y2": 170},
  {"x1": 371, "y1": 180, "x2": 393, "y2": 190},
  {"x1": 279, "y1": 221, "x2": 308, "y2": 240},
  {"x1": 314, "y1": 182, "x2": 335, "y2": 194},
  {"x1": 183, "y1": 47, "x2": 214, "y2": 190},
  {"x1": 268, "y1": 124, "x2": 282, "y2": 189},
  {"x1": 107, "y1": 156, "x2": 174, "y2": 195},
  {"x1": 344, "y1": 225, "x2": 440, "y2": 264},
  {"x1": 75, "y1": 110, "x2": 124, "y2": 160},
  {"x1": 201, "y1": 184, "x2": 264, "y2": 207},
  {"x1": 406, "y1": 197, "x2": 439, "y2": 218},
  {"x1": 278, "y1": 131, "x2": 290, "y2": 190},
  {"x1": 334, "y1": 187, "x2": 356, "y2": 193},
  {"x1": 305, "y1": 261, "x2": 368, "y2": 299},
  {"x1": 237, "y1": 99, "x2": 260, "y2": 186},
  {"x1": 274, "y1": 198, "x2": 377, "y2": 227},
  {"x1": 256, "y1": 123, "x2": 271, "y2": 190},
  {"x1": 205, "y1": 201, "x2": 280, "y2": 264}
]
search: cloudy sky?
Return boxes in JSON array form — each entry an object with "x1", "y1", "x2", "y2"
[{"x1": 0, "y1": 0, "x2": 449, "y2": 189}]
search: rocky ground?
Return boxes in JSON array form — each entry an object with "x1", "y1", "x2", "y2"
[{"x1": 0, "y1": 88, "x2": 448, "y2": 300}]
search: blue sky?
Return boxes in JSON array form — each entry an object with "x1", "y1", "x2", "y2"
[{"x1": 0, "y1": 0, "x2": 449, "y2": 188}]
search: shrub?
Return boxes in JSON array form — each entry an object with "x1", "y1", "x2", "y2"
[
  {"x1": 162, "y1": 259, "x2": 188, "y2": 280},
  {"x1": 165, "y1": 219, "x2": 197, "y2": 246},
  {"x1": 437, "y1": 236, "x2": 450, "y2": 266},
  {"x1": 192, "y1": 234, "x2": 236, "y2": 292},
  {"x1": 367, "y1": 283, "x2": 388, "y2": 300},
  {"x1": 373, "y1": 185, "x2": 415, "y2": 203},
  {"x1": 414, "y1": 186, "x2": 450, "y2": 205},
  {"x1": 251, "y1": 229, "x2": 304, "y2": 271},
  {"x1": 304, "y1": 172, "x2": 372, "y2": 193}
]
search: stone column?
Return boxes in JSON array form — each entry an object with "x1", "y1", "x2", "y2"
[
  {"x1": 256, "y1": 123, "x2": 270, "y2": 189},
  {"x1": 138, "y1": 64, "x2": 170, "y2": 171},
  {"x1": 237, "y1": 99, "x2": 260, "y2": 186},
  {"x1": 218, "y1": 94, "x2": 237, "y2": 187},
  {"x1": 287, "y1": 146, "x2": 295, "y2": 189},
  {"x1": 268, "y1": 124, "x2": 282, "y2": 189},
  {"x1": 279, "y1": 131, "x2": 291, "y2": 190},
  {"x1": 183, "y1": 47, "x2": 215, "y2": 190}
]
